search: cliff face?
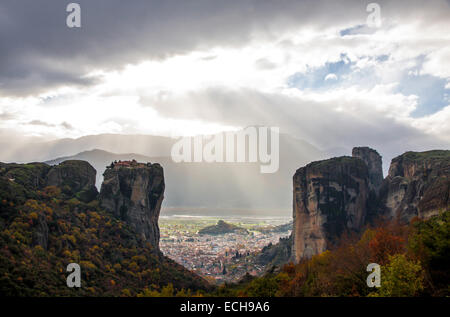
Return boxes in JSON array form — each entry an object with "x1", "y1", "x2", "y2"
[
  {"x1": 2, "y1": 159, "x2": 165, "y2": 250},
  {"x1": 292, "y1": 148, "x2": 450, "y2": 263},
  {"x1": 292, "y1": 155, "x2": 369, "y2": 262},
  {"x1": 99, "y1": 162, "x2": 165, "y2": 249},
  {"x1": 352, "y1": 147, "x2": 383, "y2": 194},
  {"x1": 380, "y1": 150, "x2": 450, "y2": 221},
  {"x1": 46, "y1": 160, "x2": 98, "y2": 202}
]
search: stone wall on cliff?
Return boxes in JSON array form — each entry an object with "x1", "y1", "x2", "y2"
[
  {"x1": 99, "y1": 162, "x2": 165, "y2": 250},
  {"x1": 292, "y1": 155, "x2": 370, "y2": 262},
  {"x1": 380, "y1": 150, "x2": 450, "y2": 222}
]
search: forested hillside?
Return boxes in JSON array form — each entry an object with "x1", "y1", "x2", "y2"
[
  {"x1": 0, "y1": 162, "x2": 210, "y2": 296},
  {"x1": 215, "y1": 211, "x2": 449, "y2": 297}
]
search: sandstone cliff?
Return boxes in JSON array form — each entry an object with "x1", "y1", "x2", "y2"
[
  {"x1": 380, "y1": 150, "x2": 450, "y2": 221},
  {"x1": 46, "y1": 160, "x2": 98, "y2": 202},
  {"x1": 292, "y1": 148, "x2": 450, "y2": 263},
  {"x1": 292, "y1": 155, "x2": 370, "y2": 262},
  {"x1": 352, "y1": 147, "x2": 383, "y2": 194},
  {"x1": 99, "y1": 161, "x2": 165, "y2": 249}
]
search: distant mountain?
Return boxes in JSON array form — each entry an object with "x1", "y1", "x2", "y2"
[
  {"x1": 3, "y1": 131, "x2": 325, "y2": 166},
  {"x1": 1, "y1": 134, "x2": 175, "y2": 163},
  {"x1": 38, "y1": 131, "x2": 327, "y2": 212},
  {"x1": 198, "y1": 220, "x2": 248, "y2": 235}
]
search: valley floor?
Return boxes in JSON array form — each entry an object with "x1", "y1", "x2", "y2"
[{"x1": 159, "y1": 215, "x2": 291, "y2": 284}]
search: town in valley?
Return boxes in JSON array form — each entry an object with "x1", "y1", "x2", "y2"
[{"x1": 159, "y1": 215, "x2": 291, "y2": 283}]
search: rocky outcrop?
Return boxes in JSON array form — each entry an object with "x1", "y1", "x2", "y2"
[
  {"x1": 0, "y1": 162, "x2": 51, "y2": 191},
  {"x1": 46, "y1": 160, "x2": 98, "y2": 202},
  {"x1": 99, "y1": 162, "x2": 165, "y2": 249},
  {"x1": 352, "y1": 147, "x2": 383, "y2": 194},
  {"x1": 0, "y1": 160, "x2": 98, "y2": 248},
  {"x1": 0, "y1": 160, "x2": 98, "y2": 202},
  {"x1": 292, "y1": 147, "x2": 450, "y2": 263},
  {"x1": 292, "y1": 155, "x2": 370, "y2": 262},
  {"x1": 380, "y1": 150, "x2": 450, "y2": 221}
]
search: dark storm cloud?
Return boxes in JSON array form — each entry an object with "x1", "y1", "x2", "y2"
[
  {"x1": 1, "y1": 0, "x2": 448, "y2": 96},
  {"x1": 0, "y1": 0, "x2": 373, "y2": 96}
]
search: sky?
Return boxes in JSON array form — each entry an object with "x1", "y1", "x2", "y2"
[{"x1": 0, "y1": 0, "x2": 449, "y2": 163}]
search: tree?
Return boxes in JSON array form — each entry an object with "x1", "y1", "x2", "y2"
[
  {"x1": 368, "y1": 227, "x2": 405, "y2": 265},
  {"x1": 160, "y1": 283, "x2": 175, "y2": 297},
  {"x1": 408, "y1": 211, "x2": 450, "y2": 295},
  {"x1": 370, "y1": 254, "x2": 424, "y2": 297}
]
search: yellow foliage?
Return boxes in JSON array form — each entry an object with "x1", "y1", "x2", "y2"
[
  {"x1": 34, "y1": 245, "x2": 44, "y2": 252},
  {"x1": 128, "y1": 261, "x2": 139, "y2": 272},
  {"x1": 80, "y1": 260, "x2": 96, "y2": 270},
  {"x1": 29, "y1": 212, "x2": 38, "y2": 220},
  {"x1": 121, "y1": 289, "x2": 132, "y2": 297}
]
